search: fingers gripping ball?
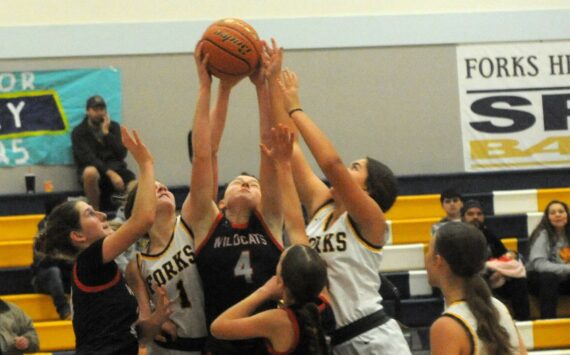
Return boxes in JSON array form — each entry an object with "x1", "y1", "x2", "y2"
[{"x1": 199, "y1": 18, "x2": 262, "y2": 80}]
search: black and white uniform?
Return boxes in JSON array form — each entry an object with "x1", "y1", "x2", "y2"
[
  {"x1": 306, "y1": 202, "x2": 411, "y2": 355},
  {"x1": 71, "y1": 238, "x2": 139, "y2": 355},
  {"x1": 195, "y1": 211, "x2": 283, "y2": 354},
  {"x1": 442, "y1": 298, "x2": 520, "y2": 354},
  {"x1": 137, "y1": 216, "x2": 207, "y2": 354}
]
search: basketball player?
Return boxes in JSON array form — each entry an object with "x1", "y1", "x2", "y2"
[
  {"x1": 265, "y1": 40, "x2": 411, "y2": 354},
  {"x1": 38, "y1": 128, "x2": 172, "y2": 354},
  {"x1": 123, "y1": 60, "x2": 245, "y2": 355},
  {"x1": 427, "y1": 223, "x2": 526, "y2": 354},
  {"x1": 187, "y1": 43, "x2": 287, "y2": 354}
]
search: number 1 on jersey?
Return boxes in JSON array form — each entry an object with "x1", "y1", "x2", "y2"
[
  {"x1": 176, "y1": 280, "x2": 191, "y2": 308},
  {"x1": 234, "y1": 250, "x2": 253, "y2": 283}
]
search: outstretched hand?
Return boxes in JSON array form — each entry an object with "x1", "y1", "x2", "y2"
[
  {"x1": 277, "y1": 69, "x2": 301, "y2": 113},
  {"x1": 151, "y1": 285, "x2": 174, "y2": 327},
  {"x1": 194, "y1": 42, "x2": 212, "y2": 88},
  {"x1": 260, "y1": 124, "x2": 295, "y2": 164},
  {"x1": 262, "y1": 38, "x2": 283, "y2": 80},
  {"x1": 121, "y1": 127, "x2": 153, "y2": 166}
]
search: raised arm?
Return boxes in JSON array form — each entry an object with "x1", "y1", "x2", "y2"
[
  {"x1": 210, "y1": 276, "x2": 286, "y2": 342},
  {"x1": 102, "y1": 128, "x2": 155, "y2": 263},
  {"x1": 183, "y1": 44, "x2": 220, "y2": 243},
  {"x1": 261, "y1": 124, "x2": 308, "y2": 246},
  {"x1": 265, "y1": 39, "x2": 330, "y2": 217},
  {"x1": 253, "y1": 65, "x2": 283, "y2": 243},
  {"x1": 209, "y1": 77, "x2": 244, "y2": 199},
  {"x1": 279, "y1": 70, "x2": 386, "y2": 245}
]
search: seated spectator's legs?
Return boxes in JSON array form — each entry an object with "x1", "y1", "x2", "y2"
[
  {"x1": 528, "y1": 271, "x2": 570, "y2": 319},
  {"x1": 32, "y1": 266, "x2": 70, "y2": 319},
  {"x1": 81, "y1": 166, "x2": 101, "y2": 210},
  {"x1": 493, "y1": 277, "x2": 530, "y2": 320}
]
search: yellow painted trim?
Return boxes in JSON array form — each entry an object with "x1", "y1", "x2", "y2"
[
  {"x1": 0, "y1": 214, "x2": 44, "y2": 240},
  {"x1": 537, "y1": 188, "x2": 570, "y2": 212},
  {"x1": 501, "y1": 237, "x2": 519, "y2": 253},
  {"x1": 0, "y1": 240, "x2": 33, "y2": 267},
  {"x1": 386, "y1": 194, "x2": 442, "y2": 220},
  {"x1": 1, "y1": 294, "x2": 59, "y2": 322},
  {"x1": 346, "y1": 215, "x2": 382, "y2": 253},
  {"x1": 444, "y1": 310, "x2": 480, "y2": 355},
  {"x1": 35, "y1": 320, "x2": 75, "y2": 352},
  {"x1": 390, "y1": 217, "x2": 439, "y2": 244},
  {"x1": 0, "y1": 90, "x2": 69, "y2": 139},
  {"x1": 532, "y1": 318, "x2": 570, "y2": 349}
]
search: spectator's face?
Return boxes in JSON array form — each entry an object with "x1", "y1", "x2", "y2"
[
  {"x1": 463, "y1": 207, "x2": 484, "y2": 228},
  {"x1": 87, "y1": 107, "x2": 106, "y2": 125},
  {"x1": 548, "y1": 202, "x2": 568, "y2": 231},
  {"x1": 442, "y1": 197, "x2": 463, "y2": 219}
]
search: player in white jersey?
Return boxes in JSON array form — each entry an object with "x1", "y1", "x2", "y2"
[
  {"x1": 124, "y1": 63, "x2": 244, "y2": 354},
  {"x1": 264, "y1": 40, "x2": 410, "y2": 354},
  {"x1": 426, "y1": 222, "x2": 526, "y2": 355},
  {"x1": 125, "y1": 184, "x2": 207, "y2": 355}
]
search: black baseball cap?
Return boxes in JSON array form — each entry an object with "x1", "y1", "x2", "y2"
[{"x1": 86, "y1": 95, "x2": 107, "y2": 109}]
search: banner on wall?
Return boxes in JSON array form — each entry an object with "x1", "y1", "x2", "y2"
[
  {"x1": 0, "y1": 68, "x2": 121, "y2": 167},
  {"x1": 457, "y1": 41, "x2": 570, "y2": 172}
]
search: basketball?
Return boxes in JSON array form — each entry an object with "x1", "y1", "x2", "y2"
[{"x1": 199, "y1": 18, "x2": 262, "y2": 80}]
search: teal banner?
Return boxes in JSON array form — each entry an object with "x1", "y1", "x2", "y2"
[{"x1": 0, "y1": 68, "x2": 122, "y2": 166}]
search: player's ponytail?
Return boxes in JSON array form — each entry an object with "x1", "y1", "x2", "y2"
[
  {"x1": 296, "y1": 302, "x2": 328, "y2": 355},
  {"x1": 435, "y1": 223, "x2": 515, "y2": 355}
]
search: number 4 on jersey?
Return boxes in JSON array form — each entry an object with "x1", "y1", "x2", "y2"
[{"x1": 234, "y1": 250, "x2": 253, "y2": 283}]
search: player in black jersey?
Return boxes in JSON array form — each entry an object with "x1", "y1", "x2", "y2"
[
  {"x1": 38, "y1": 128, "x2": 172, "y2": 355},
  {"x1": 211, "y1": 244, "x2": 332, "y2": 355},
  {"x1": 187, "y1": 43, "x2": 314, "y2": 354}
]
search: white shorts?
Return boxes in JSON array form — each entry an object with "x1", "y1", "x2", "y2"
[{"x1": 332, "y1": 318, "x2": 411, "y2": 355}]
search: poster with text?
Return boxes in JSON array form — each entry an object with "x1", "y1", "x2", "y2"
[
  {"x1": 457, "y1": 41, "x2": 570, "y2": 171},
  {"x1": 0, "y1": 68, "x2": 121, "y2": 167}
]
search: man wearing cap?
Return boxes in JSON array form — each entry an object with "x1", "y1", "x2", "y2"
[
  {"x1": 461, "y1": 199, "x2": 530, "y2": 320},
  {"x1": 71, "y1": 95, "x2": 135, "y2": 211}
]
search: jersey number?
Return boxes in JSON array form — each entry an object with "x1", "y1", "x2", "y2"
[
  {"x1": 233, "y1": 251, "x2": 253, "y2": 283},
  {"x1": 176, "y1": 280, "x2": 191, "y2": 308}
]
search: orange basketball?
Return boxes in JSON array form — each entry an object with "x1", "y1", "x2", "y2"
[{"x1": 199, "y1": 18, "x2": 262, "y2": 80}]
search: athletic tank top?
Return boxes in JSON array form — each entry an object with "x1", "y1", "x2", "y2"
[
  {"x1": 137, "y1": 216, "x2": 207, "y2": 351},
  {"x1": 443, "y1": 298, "x2": 520, "y2": 355},
  {"x1": 195, "y1": 211, "x2": 283, "y2": 326},
  {"x1": 305, "y1": 202, "x2": 384, "y2": 327}
]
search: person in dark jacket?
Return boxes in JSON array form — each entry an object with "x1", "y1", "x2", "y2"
[{"x1": 71, "y1": 95, "x2": 135, "y2": 210}]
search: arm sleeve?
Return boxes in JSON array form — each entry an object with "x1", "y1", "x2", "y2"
[
  {"x1": 529, "y1": 232, "x2": 570, "y2": 276},
  {"x1": 13, "y1": 305, "x2": 39, "y2": 352},
  {"x1": 76, "y1": 238, "x2": 119, "y2": 286},
  {"x1": 102, "y1": 122, "x2": 127, "y2": 161},
  {"x1": 72, "y1": 126, "x2": 107, "y2": 173}
]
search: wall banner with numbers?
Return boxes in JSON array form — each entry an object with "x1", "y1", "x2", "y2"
[
  {"x1": 457, "y1": 41, "x2": 570, "y2": 172},
  {"x1": 0, "y1": 68, "x2": 121, "y2": 167}
]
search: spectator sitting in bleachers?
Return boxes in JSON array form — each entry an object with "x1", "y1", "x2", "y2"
[
  {"x1": 526, "y1": 199, "x2": 570, "y2": 319},
  {"x1": 0, "y1": 299, "x2": 40, "y2": 355},
  {"x1": 31, "y1": 196, "x2": 72, "y2": 320},
  {"x1": 71, "y1": 95, "x2": 136, "y2": 211},
  {"x1": 462, "y1": 200, "x2": 530, "y2": 321},
  {"x1": 431, "y1": 188, "x2": 463, "y2": 236}
]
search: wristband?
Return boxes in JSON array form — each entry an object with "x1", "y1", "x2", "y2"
[{"x1": 288, "y1": 108, "x2": 303, "y2": 117}]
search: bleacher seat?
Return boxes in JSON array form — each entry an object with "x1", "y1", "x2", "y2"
[
  {"x1": 0, "y1": 240, "x2": 33, "y2": 267},
  {"x1": 1, "y1": 294, "x2": 59, "y2": 321},
  {"x1": 35, "y1": 320, "x2": 75, "y2": 352},
  {"x1": 518, "y1": 318, "x2": 570, "y2": 351},
  {"x1": 0, "y1": 214, "x2": 43, "y2": 241}
]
